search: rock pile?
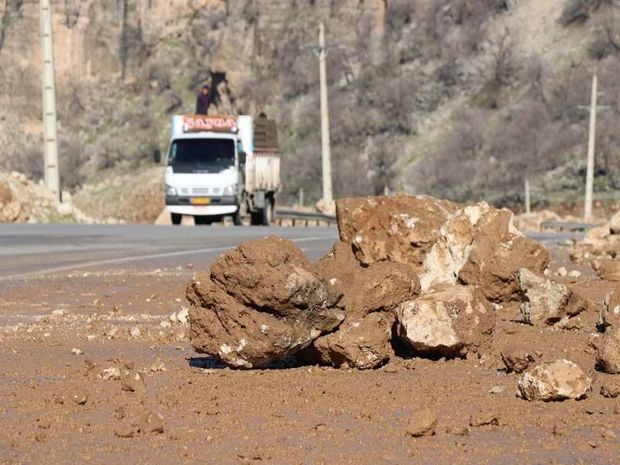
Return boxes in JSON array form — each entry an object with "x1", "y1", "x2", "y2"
[
  {"x1": 187, "y1": 194, "x2": 617, "y2": 404},
  {"x1": 0, "y1": 171, "x2": 93, "y2": 223}
]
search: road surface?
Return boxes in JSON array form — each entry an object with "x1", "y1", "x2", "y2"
[{"x1": 0, "y1": 224, "x2": 338, "y2": 280}]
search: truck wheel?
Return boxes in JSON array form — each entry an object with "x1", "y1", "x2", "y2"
[
  {"x1": 233, "y1": 209, "x2": 243, "y2": 226},
  {"x1": 261, "y1": 199, "x2": 274, "y2": 226},
  {"x1": 171, "y1": 213, "x2": 182, "y2": 225},
  {"x1": 194, "y1": 216, "x2": 212, "y2": 226},
  {"x1": 250, "y1": 212, "x2": 261, "y2": 226}
]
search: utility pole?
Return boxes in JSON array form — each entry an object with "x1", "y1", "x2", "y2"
[
  {"x1": 524, "y1": 178, "x2": 531, "y2": 215},
  {"x1": 583, "y1": 69, "x2": 598, "y2": 220},
  {"x1": 318, "y1": 22, "x2": 333, "y2": 205},
  {"x1": 39, "y1": 0, "x2": 61, "y2": 201}
]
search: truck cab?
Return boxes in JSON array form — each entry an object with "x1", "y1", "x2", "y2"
[{"x1": 164, "y1": 115, "x2": 280, "y2": 226}]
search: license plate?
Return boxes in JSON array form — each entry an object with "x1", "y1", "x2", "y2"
[{"x1": 191, "y1": 197, "x2": 211, "y2": 205}]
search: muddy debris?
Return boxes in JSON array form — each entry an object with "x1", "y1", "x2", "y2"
[
  {"x1": 310, "y1": 312, "x2": 395, "y2": 369},
  {"x1": 517, "y1": 359, "x2": 592, "y2": 401},
  {"x1": 187, "y1": 237, "x2": 344, "y2": 368},
  {"x1": 336, "y1": 195, "x2": 458, "y2": 271}
]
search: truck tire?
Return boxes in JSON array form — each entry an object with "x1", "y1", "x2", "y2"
[
  {"x1": 233, "y1": 209, "x2": 243, "y2": 226},
  {"x1": 194, "y1": 216, "x2": 212, "y2": 226},
  {"x1": 171, "y1": 213, "x2": 182, "y2": 225},
  {"x1": 261, "y1": 199, "x2": 274, "y2": 226},
  {"x1": 250, "y1": 212, "x2": 261, "y2": 226}
]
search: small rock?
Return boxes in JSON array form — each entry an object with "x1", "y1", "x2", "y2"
[
  {"x1": 469, "y1": 411, "x2": 499, "y2": 427},
  {"x1": 405, "y1": 409, "x2": 437, "y2": 437},
  {"x1": 177, "y1": 307, "x2": 189, "y2": 324},
  {"x1": 556, "y1": 267, "x2": 567, "y2": 277},
  {"x1": 71, "y1": 348, "x2": 83, "y2": 356},
  {"x1": 600, "y1": 379, "x2": 620, "y2": 398},
  {"x1": 87, "y1": 335, "x2": 96, "y2": 341},
  {"x1": 160, "y1": 321, "x2": 171, "y2": 328},
  {"x1": 70, "y1": 389, "x2": 89, "y2": 405},
  {"x1": 129, "y1": 327, "x2": 142, "y2": 338},
  {"x1": 137, "y1": 410, "x2": 164, "y2": 434},
  {"x1": 501, "y1": 347, "x2": 534, "y2": 373},
  {"x1": 101, "y1": 367, "x2": 121, "y2": 381},
  {"x1": 602, "y1": 428, "x2": 616, "y2": 440},
  {"x1": 489, "y1": 386, "x2": 504, "y2": 395},
  {"x1": 114, "y1": 424, "x2": 136, "y2": 438},
  {"x1": 51, "y1": 309, "x2": 66, "y2": 317},
  {"x1": 596, "y1": 327, "x2": 620, "y2": 374},
  {"x1": 121, "y1": 371, "x2": 146, "y2": 394},
  {"x1": 568, "y1": 270, "x2": 581, "y2": 279},
  {"x1": 518, "y1": 359, "x2": 591, "y2": 401}
]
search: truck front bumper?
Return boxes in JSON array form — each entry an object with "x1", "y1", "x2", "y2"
[{"x1": 166, "y1": 196, "x2": 238, "y2": 216}]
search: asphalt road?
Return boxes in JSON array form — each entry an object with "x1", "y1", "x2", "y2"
[
  {"x1": 0, "y1": 224, "x2": 338, "y2": 281},
  {"x1": 0, "y1": 223, "x2": 579, "y2": 283}
]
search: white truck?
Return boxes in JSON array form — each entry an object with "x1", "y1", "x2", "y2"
[{"x1": 161, "y1": 114, "x2": 280, "y2": 226}]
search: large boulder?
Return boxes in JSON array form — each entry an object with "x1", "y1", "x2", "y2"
[
  {"x1": 517, "y1": 269, "x2": 589, "y2": 325},
  {"x1": 336, "y1": 195, "x2": 458, "y2": 271},
  {"x1": 596, "y1": 327, "x2": 620, "y2": 374},
  {"x1": 312, "y1": 312, "x2": 396, "y2": 369},
  {"x1": 420, "y1": 202, "x2": 549, "y2": 302},
  {"x1": 396, "y1": 285, "x2": 495, "y2": 358},
  {"x1": 308, "y1": 249, "x2": 420, "y2": 369},
  {"x1": 517, "y1": 359, "x2": 591, "y2": 401},
  {"x1": 313, "y1": 241, "x2": 420, "y2": 317},
  {"x1": 187, "y1": 237, "x2": 345, "y2": 368}
]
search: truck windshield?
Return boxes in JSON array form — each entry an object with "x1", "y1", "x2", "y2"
[{"x1": 168, "y1": 139, "x2": 235, "y2": 173}]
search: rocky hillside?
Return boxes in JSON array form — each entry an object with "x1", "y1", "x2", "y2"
[{"x1": 0, "y1": 0, "x2": 619, "y2": 207}]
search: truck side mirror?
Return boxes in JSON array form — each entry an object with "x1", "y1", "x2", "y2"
[
  {"x1": 153, "y1": 149, "x2": 161, "y2": 164},
  {"x1": 239, "y1": 151, "x2": 246, "y2": 165}
]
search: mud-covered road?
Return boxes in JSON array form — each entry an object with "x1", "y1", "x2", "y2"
[{"x1": 1, "y1": 226, "x2": 618, "y2": 464}]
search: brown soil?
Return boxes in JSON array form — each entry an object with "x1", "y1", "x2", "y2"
[{"x1": 1, "y1": 252, "x2": 619, "y2": 465}]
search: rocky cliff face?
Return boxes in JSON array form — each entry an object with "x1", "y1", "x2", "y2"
[{"x1": 1, "y1": 0, "x2": 618, "y2": 206}]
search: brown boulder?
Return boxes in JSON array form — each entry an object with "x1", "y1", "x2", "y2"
[
  {"x1": 501, "y1": 346, "x2": 535, "y2": 373},
  {"x1": 601, "y1": 288, "x2": 620, "y2": 328},
  {"x1": 601, "y1": 379, "x2": 620, "y2": 398},
  {"x1": 312, "y1": 312, "x2": 395, "y2": 369},
  {"x1": 336, "y1": 195, "x2": 457, "y2": 271},
  {"x1": 596, "y1": 327, "x2": 620, "y2": 374},
  {"x1": 187, "y1": 237, "x2": 344, "y2": 368},
  {"x1": 420, "y1": 202, "x2": 549, "y2": 302},
  {"x1": 396, "y1": 285, "x2": 495, "y2": 358}
]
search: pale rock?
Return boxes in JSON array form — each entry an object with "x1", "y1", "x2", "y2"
[
  {"x1": 518, "y1": 269, "x2": 588, "y2": 325},
  {"x1": 397, "y1": 285, "x2": 495, "y2": 358},
  {"x1": 101, "y1": 367, "x2": 122, "y2": 381},
  {"x1": 420, "y1": 202, "x2": 549, "y2": 302},
  {"x1": 517, "y1": 359, "x2": 591, "y2": 401}
]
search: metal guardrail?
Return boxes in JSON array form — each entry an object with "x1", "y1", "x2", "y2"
[
  {"x1": 275, "y1": 208, "x2": 337, "y2": 226},
  {"x1": 540, "y1": 220, "x2": 601, "y2": 232}
]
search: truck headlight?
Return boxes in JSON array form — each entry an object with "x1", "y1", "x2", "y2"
[
  {"x1": 223, "y1": 184, "x2": 237, "y2": 196},
  {"x1": 166, "y1": 185, "x2": 177, "y2": 196}
]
